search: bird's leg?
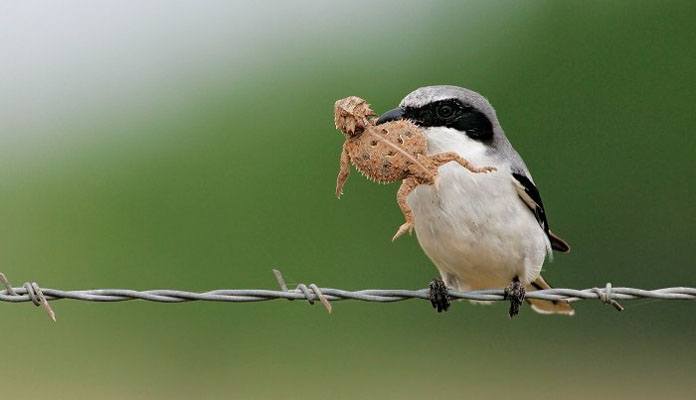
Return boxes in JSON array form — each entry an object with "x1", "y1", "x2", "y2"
[
  {"x1": 335, "y1": 145, "x2": 351, "y2": 198},
  {"x1": 429, "y1": 277, "x2": 450, "y2": 312},
  {"x1": 504, "y1": 276, "x2": 526, "y2": 318},
  {"x1": 392, "y1": 176, "x2": 419, "y2": 241},
  {"x1": 429, "y1": 152, "x2": 497, "y2": 174}
]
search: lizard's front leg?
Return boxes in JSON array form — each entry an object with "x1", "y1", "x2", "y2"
[
  {"x1": 392, "y1": 176, "x2": 419, "y2": 241},
  {"x1": 430, "y1": 152, "x2": 496, "y2": 174},
  {"x1": 335, "y1": 145, "x2": 351, "y2": 198}
]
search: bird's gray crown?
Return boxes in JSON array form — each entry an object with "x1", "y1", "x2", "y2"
[
  {"x1": 399, "y1": 85, "x2": 499, "y2": 126},
  {"x1": 395, "y1": 85, "x2": 524, "y2": 172}
]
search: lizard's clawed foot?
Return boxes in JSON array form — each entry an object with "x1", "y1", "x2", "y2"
[
  {"x1": 504, "y1": 277, "x2": 525, "y2": 318},
  {"x1": 429, "y1": 278, "x2": 450, "y2": 312},
  {"x1": 392, "y1": 222, "x2": 414, "y2": 241}
]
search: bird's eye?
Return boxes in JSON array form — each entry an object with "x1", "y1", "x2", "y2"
[{"x1": 436, "y1": 104, "x2": 454, "y2": 119}]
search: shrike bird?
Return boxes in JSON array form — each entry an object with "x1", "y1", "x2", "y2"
[{"x1": 376, "y1": 85, "x2": 573, "y2": 317}]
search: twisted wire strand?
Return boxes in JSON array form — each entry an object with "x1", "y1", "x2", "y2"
[
  {"x1": 1, "y1": 271, "x2": 694, "y2": 321},
  {"x1": 1, "y1": 285, "x2": 695, "y2": 303}
]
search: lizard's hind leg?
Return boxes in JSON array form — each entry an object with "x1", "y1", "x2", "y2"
[
  {"x1": 392, "y1": 177, "x2": 420, "y2": 241},
  {"x1": 430, "y1": 152, "x2": 496, "y2": 174},
  {"x1": 335, "y1": 145, "x2": 351, "y2": 198}
]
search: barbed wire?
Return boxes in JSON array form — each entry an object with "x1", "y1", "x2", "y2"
[{"x1": 1, "y1": 271, "x2": 694, "y2": 321}]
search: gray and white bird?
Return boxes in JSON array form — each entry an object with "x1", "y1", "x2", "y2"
[{"x1": 376, "y1": 85, "x2": 573, "y2": 316}]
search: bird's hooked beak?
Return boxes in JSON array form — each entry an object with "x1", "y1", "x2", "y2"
[{"x1": 376, "y1": 107, "x2": 405, "y2": 125}]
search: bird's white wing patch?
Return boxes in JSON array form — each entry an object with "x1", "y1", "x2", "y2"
[{"x1": 513, "y1": 177, "x2": 539, "y2": 210}]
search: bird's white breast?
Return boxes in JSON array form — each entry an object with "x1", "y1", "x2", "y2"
[{"x1": 409, "y1": 127, "x2": 549, "y2": 290}]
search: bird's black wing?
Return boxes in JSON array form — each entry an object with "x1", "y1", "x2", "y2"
[{"x1": 512, "y1": 172, "x2": 570, "y2": 253}]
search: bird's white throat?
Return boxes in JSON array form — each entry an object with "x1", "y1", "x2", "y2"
[{"x1": 422, "y1": 126, "x2": 495, "y2": 167}]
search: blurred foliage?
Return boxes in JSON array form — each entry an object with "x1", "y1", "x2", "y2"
[{"x1": 0, "y1": 1, "x2": 695, "y2": 398}]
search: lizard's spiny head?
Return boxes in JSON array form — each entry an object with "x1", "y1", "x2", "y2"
[{"x1": 334, "y1": 96, "x2": 375, "y2": 138}]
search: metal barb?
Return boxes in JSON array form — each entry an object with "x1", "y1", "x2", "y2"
[
  {"x1": 33, "y1": 283, "x2": 57, "y2": 322},
  {"x1": 592, "y1": 283, "x2": 625, "y2": 312},
  {"x1": 296, "y1": 283, "x2": 314, "y2": 305},
  {"x1": 309, "y1": 283, "x2": 332, "y2": 314},
  {"x1": 0, "y1": 273, "x2": 17, "y2": 296},
  {"x1": 294, "y1": 283, "x2": 332, "y2": 313},
  {"x1": 0, "y1": 273, "x2": 56, "y2": 321},
  {"x1": 272, "y1": 269, "x2": 288, "y2": 292},
  {"x1": 272, "y1": 270, "x2": 331, "y2": 313}
]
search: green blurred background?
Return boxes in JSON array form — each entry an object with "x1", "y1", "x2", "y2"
[{"x1": 1, "y1": 1, "x2": 695, "y2": 398}]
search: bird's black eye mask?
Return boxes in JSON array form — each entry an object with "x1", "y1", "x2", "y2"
[{"x1": 404, "y1": 99, "x2": 494, "y2": 142}]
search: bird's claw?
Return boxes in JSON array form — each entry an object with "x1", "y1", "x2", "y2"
[
  {"x1": 429, "y1": 278, "x2": 450, "y2": 312},
  {"x1": 504, "y1": 278, "x2": 525, "y2": 318}
]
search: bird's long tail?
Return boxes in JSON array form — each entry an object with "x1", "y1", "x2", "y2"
[{"x1": 526, "y1": 275, "x2": 575, "y2": 316}]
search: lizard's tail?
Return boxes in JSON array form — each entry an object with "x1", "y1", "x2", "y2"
[{"x1": 527, "y1": 276, "x2": 575, "y2": 316}]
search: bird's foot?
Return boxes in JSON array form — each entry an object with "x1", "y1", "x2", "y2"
[
  {"x1": 392, "y1": 222, "x2": 414, "y2": 241},
  {"x1": 429, "y1": 278, "x2": 450, "y2": 312},
  {"x1": 504, "y1": 277, "x2": 525, "y2": 318}
]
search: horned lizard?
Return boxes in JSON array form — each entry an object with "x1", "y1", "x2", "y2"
[{"x1": 334, "y1": 96, "x2": 496, "y2": 241}]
